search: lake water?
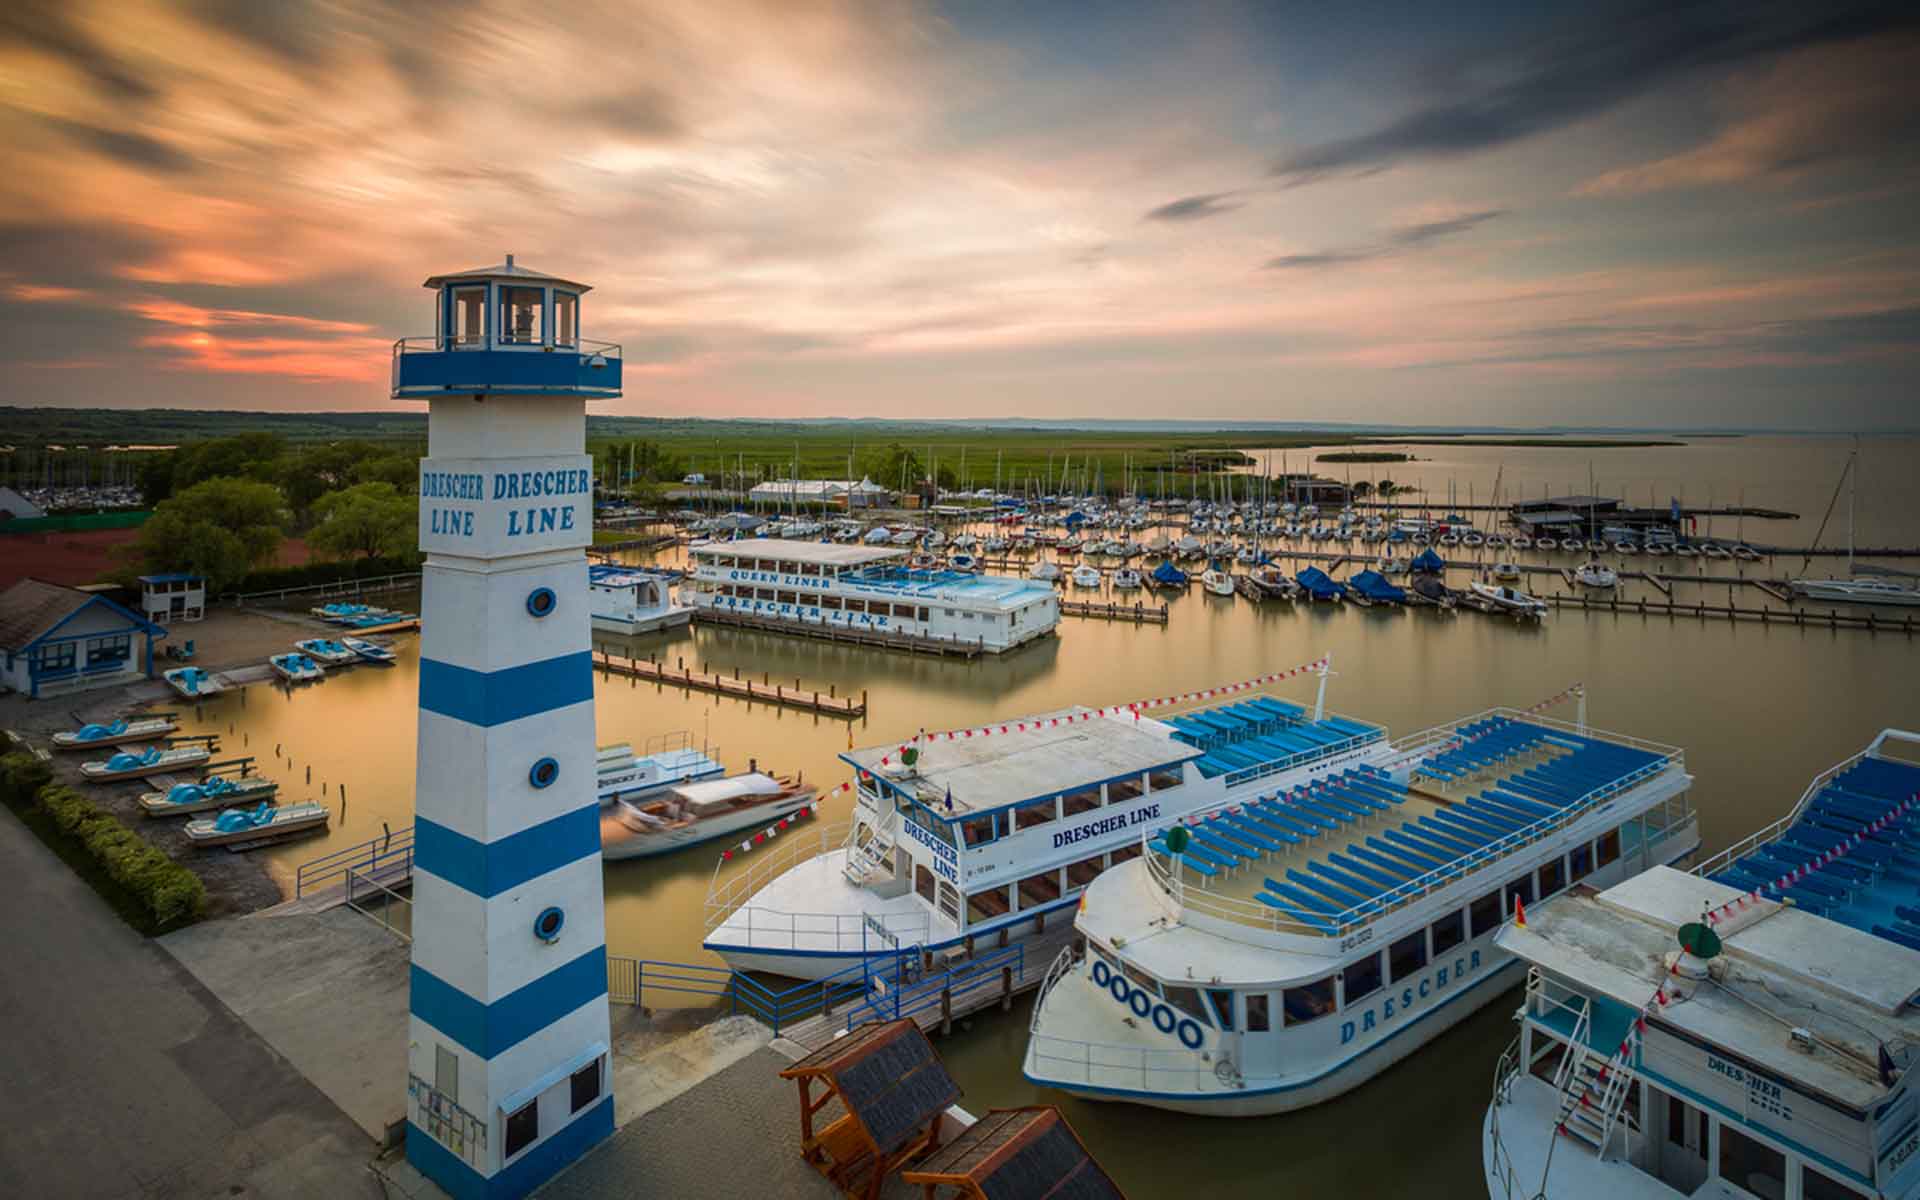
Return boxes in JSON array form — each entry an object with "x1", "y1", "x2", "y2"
[{"x1": 165, "y1": 434, "x2": 1919, "y2": 1199}]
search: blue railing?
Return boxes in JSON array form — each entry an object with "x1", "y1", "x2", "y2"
[
  {"x1": 295, "y1": 824, "x2": 415, "y2": 897},
  {"x1": 842, "y1": 943, "x2": 1025, "y2": 1031},
  {"x1": 607, "y1": 957, "x2": 872, "y2": 1036}
]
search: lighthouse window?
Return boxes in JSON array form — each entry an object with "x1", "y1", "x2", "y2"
[
  {"x1": 1282, "y1": 977, "x2": 1335, "y2": 1025},
  {"x1": 500, "y1": 287, "x2": 543, "y2": 343},
  {"x1": 570, "y1": 1061, "x2": 600, "y2": 1114},
  {"x1": 1388, "y1": 931, "x2": 1428, "y2": 983},
  {"x1": 451, "y1": 287, "x2": 485, "y2": 346},
  {"x1": 1342, "y1": 953, "x2": 1382, "y2": 1003},
  {"x1": 554, "y1": 291, "x2": 577, "y2": 346}
]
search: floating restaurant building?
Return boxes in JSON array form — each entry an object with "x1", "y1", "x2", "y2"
[
  {"x1": 682, "y1": 538, "x2": 1059, "y2": 652},
  {"x1": 395, "y1": 257, "x2": 615, "y2": 1200}
]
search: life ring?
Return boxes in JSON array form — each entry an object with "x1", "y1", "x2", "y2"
[
  {"x1": 1128, "y1": 988, "x2": 1152, "y2": 1019},
  {"x1": 1108, "y1": 974, "x2": 1130, "y2": 1005},
  {"x1": 1177, "y1": 1017, "x2": 1204, "y2": 1050},
  {"x1": 1091, "y1": 959, "x2": 1111, "y2": 988},
  {"x1": 1151, "y1": 1004, "x2": 1177, "y2": 1034}
]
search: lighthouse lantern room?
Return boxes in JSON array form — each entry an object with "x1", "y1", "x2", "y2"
[{"x1": 397, "y1": 256, "x2": 617, "y2": 1200}]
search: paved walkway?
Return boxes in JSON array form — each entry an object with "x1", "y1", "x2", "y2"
[{"x1": 0, "y1": 812, "x2": 383, "y2": 1199}]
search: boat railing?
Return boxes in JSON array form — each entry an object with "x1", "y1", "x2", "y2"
[
  {"x1": 1029, "y1": 944, "x2": 1081, "y2": 1034},
  {"x1": 1218, "y1": 730, "x2": 1384, "y2": 789},
  {"x1": 841, "y1": 942, "x2": 1023, "y2": 1032},
  {"x1": 713, "y1": 905, "x2": 932, "y2": 955},
  {"x1": 703, "y1": 819, "x2": 851, "y2": 931},
  {"x1": 1484, "y1": 1035, "x2": 1528, "y2": 1200},
  {"x1": 604, "y1": 955, "x2": 872, "y2": 1036},
  {"x1": 1024, "y1": 1031, "x2": 1220, "y2": 1095},
  {"x1": 295, "y1": 824, "x2": 415, "y2": 897}
]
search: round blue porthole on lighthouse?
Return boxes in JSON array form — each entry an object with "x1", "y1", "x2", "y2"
[
  {"x1": 534, "y1": 906, "x2": 566, "y2": 944},
  {"x1": 529, "y1": 757, "x2": 560, "y2": 789},
  {"x1": 526, "y1": 587, "x2": 557, "y2": 618}
]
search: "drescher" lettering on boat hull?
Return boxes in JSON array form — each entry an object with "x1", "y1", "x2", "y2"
[{"x1": 1052, "y1": 803, "x2": 1161, "y2": 850}]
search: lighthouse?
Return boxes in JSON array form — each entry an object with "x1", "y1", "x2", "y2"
[{"x1": 395, "y1": 256, "x2": 622, "y2": 1199}]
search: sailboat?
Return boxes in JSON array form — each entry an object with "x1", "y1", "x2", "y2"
[{"x1": 1790, "y1": 444, "x2": 1920, "y2": 606}]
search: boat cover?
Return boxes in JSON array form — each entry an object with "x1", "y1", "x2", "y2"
[
  {"x1": 1349, "y1": 570, "x2": 1407, "y2": 602},
  {"x1": 1150, "y1": 562, "x2": 1189, "y2": 585},
  {"x1": 1411, "y1": 549, "x2": 1446, "y2": 574},
  {"x1": 1294, "y1": 567, "x2": 1345, "y2": 599}
]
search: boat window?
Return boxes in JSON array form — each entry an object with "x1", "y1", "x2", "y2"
[
  {"x1": 944, "y1": 608, "x2": 956, "y2": 617},
  {"x1": 1013, "y1": 797, "x2": 1058, "y2": 829},
  {"x1": 1107, "y1": 775, "x2": 1144, "y2": 804},
  {"x1": 1431, "y1": 909, "x2": 1466, "y2": 957},
  {"x1": 1065, "y1": 853, "x2": 1104, "y2": 890},
  {"x1": 1469, "y1": 889, "x2": 1504, "y2": 938},
  {"x1": 845, "y1": 599, "x2": 866, "y2": 614},
  {"x1": 960, "y1": 815, "x2": 995, "y2": 847},
  {"x1": 1109, "y1": 842, "x2": 1142, "y2": 865},
  {"x1": 505, "y1": 1098, "x2": 538, "y2": 1159},
  {"x1": 1016, "y1": 869, "x2": 1062, "y2": 910},
  {"x1": 1091, "y1": 942, "x2": 1119, "y2": 972},
  {"x1": 756, "y1": 588, "x2": 777, "y2": 602},
  {"x1": 820, "y1": 595, "x2": 842, "y2": 610},
  {"x1": 1388, "y1": 930, "x2": 1428, "y2": 983},
  {"x1": 1341, "y1": 953, "x2": 1382, "y2": 1004},
  {"x1": 1802, "y1": 1164, "x2": 1866, "y2": 1200},
  {"x1": 1162, "y1": 985, "x2": 1208, "y2": 1025},
  {"x1": 777, "y1": 591, "x2": 798, "y2": 605},
  {"x1": 1282, "y1": 977, "x2": 1335, "y2": 1025},
  {"x1": 914, "y1": 863, "x2": 936, "y2": 904},
  {"x1": 1062, "y1": 787, "x2": 1101, "y2": 817},
  {"x1": 1148, "y1": 767, "x2": 1184, "y2": 792},
  {"x1": 936, "y1": 882, "x2": 961, "y2": 924},
  {"x1": 1206, "y1": 989, "x2": 1236, "y2": 1032},
  {"x1": 1718, "y1": 1123, "x2": 1785, "y2": 1197},
  {"x1": 799, "y1": 562, "x2": 818, "y2": 576},
  {"x1": 1244, "y1": 992, "x2": 1271, "y2": 1032},
  {"x1": 1122, "y1": 964, "x2": 1161, "y2": 997},
  {"x1": 1568, "y1": 843, "x2": 1593, "y2": 881},
  {"x1": 966, "y1": 885, "x2": 1011, "y2": 924},
  {"x1": 1596, "y1": 828, "x2": 1622, "y2": 868},
  {"x1": 1505, "y1": 875, "x2": 1534, "y2": 913},
  {"x1": 917, "y1": 607, "x2": 929, "y2": 621},
  {"x1": 498, "y1": 286, "x2": 542, "y2": 344},
  {"x1": 1538, "y1": 856, "x2": 1566, "y2": 898}
]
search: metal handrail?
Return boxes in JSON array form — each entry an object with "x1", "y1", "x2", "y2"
[
  {"x1": 1691, "y1": 747, "x2": 1865, "y2": 880},
  {"x1": 392, "y1": 335, "x2": 623, "y2": 358},
  {"x1": 842, "y1": 943, "x2": 1023, "y2": 1031},
  {"x1": 1029, "y1": 945, "x2": 1080, "y2": 1034},
  {"x1": 346, "y1": 865, "x2": 412, "y2": 942},
  {"x1": 704, "y1": 820, "x2": 852, "y2": 931},
  {"x1": 1024, "y1": 1030, "x2": 1218, "y2": 1094},
  {"x1": 296, "y1": 825, "x2": 414, "y2": 896}
]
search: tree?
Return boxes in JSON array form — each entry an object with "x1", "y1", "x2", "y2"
[
  {"x1": 171, "y1": 433, "x2": 288, "y2": 491},
  {"x1": 350, "y1": 453, "x2": 419, "y2": 491},
  {"x1": 858, "y1": 443, "x2": 924, "y2": 491},
  {"x1": 307, "y1": 482, "x2": 416, "y2": 560},
  {"x1": 135, "y1": 477, "x2": 287, "y2": 589}
]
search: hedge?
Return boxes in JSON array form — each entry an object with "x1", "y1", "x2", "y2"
[
  {"x1": 0, "y1": 748, "x2": 206, "y2": 929},
  {"x1": 227, "y1": 553, "x2": 420, "y2": 595}
]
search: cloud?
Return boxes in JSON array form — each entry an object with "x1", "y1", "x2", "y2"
[
  {"x1": 1270, "y1": 1, "x2": 1920, "y2": 186},
  {"x1": 1144, "y1": 193, "x2": 1242, "y2": 222},
  {"x1": 0, "y1": 2, "x2": 154, "y2": 99},
  {"x1": 38, "y1": 117, "x2": 195, "y2": 173},
  {"x1": 1266, "y1": 210, "x2": 1505, "y2": 270}
]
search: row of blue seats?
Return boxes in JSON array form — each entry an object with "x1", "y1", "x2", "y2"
[
  {"x1": 1186, "y1": 720, "x2": 1376, "y2": 779},
  {"x1": 1148, "y1": 768, "x2": 1406, "y2": 885},
  {"x1": 1419, "y1": 718, "x2": 1551, "y2": 781},
  {"x1": 1168, "y1": 697, "x2": 1309, "y2": 746}
]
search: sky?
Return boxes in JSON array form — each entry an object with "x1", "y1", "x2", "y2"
[{"x1": 0, "y1": 0, "x2": 1916, "y2": 429}]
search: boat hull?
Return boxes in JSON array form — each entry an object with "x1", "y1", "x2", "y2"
[
  {"x1": 601, "y1": 794, "x2": 811, "y2": 861},
  {"x1": 80, "y1": 750, "x2": 211, "y2": 781},
  {"x1": 52, "y1": 722, "x2": 176, "y2": 750},
  {"x1": 590, "y1": 608, "x2": 693, "y2": 635},
  {"x1": 138, "y1": 779, "x2": 279, "y2": 816},
  {"x1": 184, "y1": 813, "x2": 329, "y2": 846}
]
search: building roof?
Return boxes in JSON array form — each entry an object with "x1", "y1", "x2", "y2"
[
  {"x1": 0, "y1": 578, "x2": 161, "y2": 652},
  {"x1": 137, "y1": 573, "x2": 204, "y2": 584},
  {"x1": 844, "y1": 710, "x2": 1200, "y2": 815},
  {"x1": 422, "y1": 254, "x2": 590, "y2": 292},
  {"x1": 749, "y1": 478, "x2": 888, "y2": 496},
  {"x1": 694, "y1": 538, "x2": 904, "y2": 567},
  {"x1": 0, "y1": 486, "x2": 45, "y2": 520}
]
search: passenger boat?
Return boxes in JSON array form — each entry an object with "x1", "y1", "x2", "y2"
[
  {"x1": 52, "y1": 714, "x2": 177, "y2": 749},
  {"x1": 1470, "y1": 582, "x2": 1548, "y2": 618},
  {"x1": 1483, "y1": 729, "x2": 1918, "y2": 1200},
  {"x1": 270, "y1": 653, "x2": 325, "y2": 682},
  {"x1": 311, "y1": 602, "x2": 391, "y2": 623},
  {"x1": 704, "y1": 665, "x2": 1385, "y2": 980},
  {"x1": 1113, "y1": 568, "x2": 1143, "y2": 591},
  {"x1": 1201, "y1": 569, "x2": 1235, "y2": 597},
  {"x1": 341, "y1": 637, "x2": 397, "y2": 665},
  {"x1": 184, "y1": 800, "x2": 330, "y2": 847},
  {"x1": 596, "y1": 734, "x2": 727, "y2": 806},
  {"x1": 293, "y1": 638, "x2": 359, "y2": 666},
  {"x1": 163, "y1": 666, "x2": 224, "y2": 699},
  {"x1": 590, "y1": 564, "x2": 692, "y2": 634},
  {"x1": 79, "y1": 742, "x2": 212, "y2": 781},
  {"x1": 138, "y1": 771, "x2": 279, "y2": 816},
  {"x1": 1071, "y1": 565, "x2": 1104, "y2": 589},
  {"x1": 1575, "y1": 561, "x2": 1618, "y2": 589},
  {"x1": 1025, "y1": 707, "x2": 1697, "y2": 1116},
  {"x1": 683, "y1": 539, "x2": 1059, "y2": 653},
  {"x1": 602, "y1": 771, "x2": 817, "y2": 860}
]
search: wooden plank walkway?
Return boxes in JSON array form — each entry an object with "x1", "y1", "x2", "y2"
[
  {"x1": 587, "y1": 533, "x2": 679, "y2": 557},
  {"x1": 690, "y1": 607, "x2": 988, "y2": 658},
  {"x1": 1545, "y1": 592, "x2": 1916, "y2": 633},
  {"x1": 1057, "y1": 599, "x2": 1169, "y2": 623},
  {"x1": 594, "y1": 650, "x2": 867, "y2": 717}
]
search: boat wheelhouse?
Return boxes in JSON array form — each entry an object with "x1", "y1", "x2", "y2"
[
  {"x1": 1484, "y1": 729, "x2": 1920, "y2": 1200},
  {"x1": 703, "y1": 675, "x2": 1387, "y2": 980},
  {"x1": 595, "y1": 733, "x2": 726, "y2": 806},
  {"x1": 589, "y1": 563, "x2": 692, "y2": 634},
  {"x1": 1023, "y1": 709, "x2": 1698, "y2": 1116},
  {"x1": 683, "y1": 538, "x2": 1058, "y2": 652}
]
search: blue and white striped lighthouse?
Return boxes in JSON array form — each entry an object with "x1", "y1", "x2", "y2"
[{"x1": 396, "y1": 257, "x2": 621, "y2": 1200}]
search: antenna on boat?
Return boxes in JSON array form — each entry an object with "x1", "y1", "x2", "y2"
[
  {"x1": 1313, "y1": 653, "x2": 1333, "y2": 722},
  {"x1": 1575, "y1": 683, "x2": 1587, "y2": 733}
]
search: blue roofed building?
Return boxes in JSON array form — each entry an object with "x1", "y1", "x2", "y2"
[{"x1": 0, "y1": 577, "x2": 164, "y2": 699}]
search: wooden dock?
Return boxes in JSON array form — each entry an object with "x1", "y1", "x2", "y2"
[
  {"x1": 1545, "y1": 592, "x2": 1915, "y2": 633},
  {"x1": 1057, "y1": 598, "x2": 1169, "y2": 623},
  {"x1": 689, "y1": 606, "x2": 988, "y2": 658},
  {"x1": 594, "y1": 650, "x2": 867, "y2": 717},
  {"x1": 588, "y1": 533, "x2": 679, "y2": 557}
]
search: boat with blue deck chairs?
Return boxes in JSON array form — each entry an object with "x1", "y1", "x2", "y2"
[
  {"x1": 1483, "y1": 728, "x2": 1920, "y2": 1200},
  {"x1": 1348, "y1": 570, "x2": 1407, "y2": 606},
  {"x1": 1295, "y1": 567, "x2": 1345, "y2": 602},
  {"x1": 1025, "y1": 706, "x2": 1698, "y2": 1115},
  {"x1": 705, "y1": 663, "x2": 1394, "y2": 980},
  {"x1": 79, "y1": 741, "x2": 212, "y2": 781},
  {"x1": 269, "y1": 653, "x2": 325, "y2": 682},
  {"x1": 163, "y1": 666, "x2": 226, "y2": 698}
]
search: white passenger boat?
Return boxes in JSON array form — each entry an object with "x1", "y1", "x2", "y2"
[
  {"x1": 341, "y1": 637, "x2": 397, "y2": 665},
  {"x1": 1790, "y1": 576, "x2": 1920, "y2": 607},
  {"x1": 602, "y1": 771, "x2": 816, "y2": 860},
  {"x1": 1028, "y1": 562, "x2": 1063, "y2": 584},
  {"x1": 1484, "y1": 729, "x2": 1920, "y2": 1200},
  {"x1": 52, "y1": 714, "x2": 177, "y2": 749},
  {"x1": 589, "y1": 564, "x2": 693, "y2": 633},
  {"x1": 1025, "y1": 706, "x2": 1697, "y2": 1116},
  {"x1": 704, "y1": 665, "x2": 1387, "y2": 980},
  {"x1": 596, "y1": 734, "x2": 726, "y2": 807},
  {"x1": 683, "y1": 539, "x2": 1059, "y2": 653},
  {"x1": 1112, "y1": 568, "x2": 1143, "y2": 591},
  {"x1": 163, "y1": 667, "x2": 225, "y2": 699},
  {"x1": 1202, "y1": 569, "x2": 1236, "y2": 597}
]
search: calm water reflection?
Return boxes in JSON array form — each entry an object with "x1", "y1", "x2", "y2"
[{"x1": 167, "y1": 435, "x2": 1919, "y2": 1199}]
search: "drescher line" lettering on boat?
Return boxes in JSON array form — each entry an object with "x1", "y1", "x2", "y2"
[{"x1": 1052, "y1": 803, "x2": 1161, "y2": 850}]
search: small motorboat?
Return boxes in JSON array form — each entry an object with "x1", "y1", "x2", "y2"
[
  {"x1": 184, "y1": 801, "x2": 330, "y2": 847},
  {"x1": 1675, "y1": 543, "x2": 1698, "y2": 558},
  {"x1": 293, "y1": 638, "x2": 358, "y2": 666},
  {"x1": 139, "y1": 772, "x2": 279, "y2": 816},
  {"x1": 908, "y1": 552, "x2": 939, "y2": 570},
  {"x1": 1070, "y1": 565, "x2": 1103, "y2": 588},
  {"x1": 80, "y1": 742, "x2": 212, "y2": 781},
  {"x1": 270, "y1": 653, "x2": 325, "y2": 683},
  {"x1": 1611, "y1": 541, "x2": 1639, "y2": 555},
  {"x1": 984, "y1": 536, "x2": 1010, "y2": 554},
  {"x1": 1703, "y1": 542, "x2": 1731, "y2": 560},
  {"x1": 1461, "y1": 533, "x2": 1484, "y2": 549},
  {"x1": 1410, "y1": 575, "x2": 1459, "y2": 610},
  {"x1": 1149, "y1": 561, "x2": 1189, "y2": 589},
  {"x1": 1249, "y1": 566, "x2": 1298, "y2": 599},
  {"x1": 52, "y1": 714, "x2": 177, "y2": 750},
  {"x1": 603, "y1": 773, "x2": 816, "y2": 861},
  {"x1": 1575, "y1": 560, "x2": 1619, "y2": 588},
  {"x1": 949, "y1": 553, "x2": 980, "y2": 572},
  {"x1": 163, "y1": 667, "x2": 224, "y2": 699},
  {"x1": 1732, "y1": 544, "x2": 1761, "y2": 561},
  {"x1": 311, "y1": 602, "x2": 389, "y2": 623},
  {"x1": 1492, "y1": 560, "x2": 1522, "y2": 582},
  {"x1": 1644, "y1": 542, "x2": 1671, "y2": 558},
  {"x1": 1585, "y1": 538, "x2": 1607, "y2": 554},
  {"x1": 1235, "y1": 546, "x2": 1259, "y2": 565},
  {"x1": 1295, "y1": 567, "x2": 1345, "y2": 602},
  {"x1": 1028, "y1": 562, "x2": 1062, "y2": 584},
  {"x1": 1534, "y1": 536, "x2": 1556, "y2": 551},
  {"x1": 1469, "y1": 581, "x2": 1549, "y2": 619},
  {"x1": 1348, "y1": 570, "x2": 1407, "y2": 607},
  {"x1": 1509, "y1": 534, "x2": 1531, "y2": 550},
  {"x1": 341, "y1": 637, "x2": 397, "y2": 665},
  {"x1": 1201, "y1": 569, "x2": 1236, "y2": 597},
  {"x1": 1113, "y1": 568, "x2": 1144, "y2": 591}
]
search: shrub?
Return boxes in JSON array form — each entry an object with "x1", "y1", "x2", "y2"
[
  {"x1": 0, "y1": 750, "x2": 54, "y2": 807},
  {"x1": 29, "y1": 783, "x2": 206, "y2": 928},
  {"x1": 226, "y1": 554, "x2": 419, "y2": 596}
]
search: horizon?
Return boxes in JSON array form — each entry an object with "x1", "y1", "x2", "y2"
[{"x1": 1, "y1": 2, "x2": 1916, "y2": 429}]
